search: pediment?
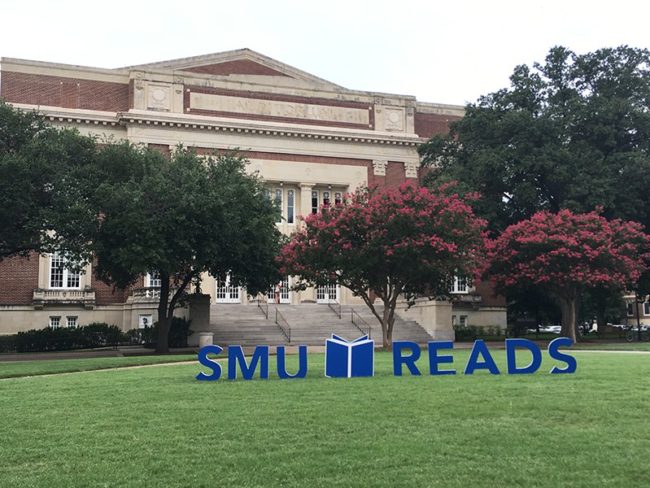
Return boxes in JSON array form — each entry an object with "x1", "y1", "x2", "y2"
[{"x1": 123, "y1": 49, "x2": 343, "y2": 89}]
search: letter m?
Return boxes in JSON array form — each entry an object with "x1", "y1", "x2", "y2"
[{"x1": 228, "y1": 345, "x2": 270, "y2": 380}]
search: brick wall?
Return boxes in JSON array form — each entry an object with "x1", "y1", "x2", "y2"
[
  {"x1": 1, "y1": 71, "x2": 129, "y2": 112},
  {"x1": 0, "y1": 253, "x2": 40, "y2": 305},
  {"x1": 414, "y1": 112, "x2": 461, "y2": 139},
  {"x1": 474, "y1": 281, "x2": 506, "y2": 307},
  {"x1": 91, "y1": 273, "x2": 139, "y2": 306}
]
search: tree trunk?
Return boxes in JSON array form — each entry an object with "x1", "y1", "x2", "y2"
[
  {"x1": 381, "y1": 304, "x2": 392, "y2": 350},
  {"x1": 558, "y1": 296, "x2": 578, "y2": 343},
  {"x1": 155, "y1": 272, "x2": 172, "y2": 354},
  {"x1": 156, "y1": 313, "x2": 172, "y2": 354}
]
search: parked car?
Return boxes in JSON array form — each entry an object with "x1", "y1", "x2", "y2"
[{"x1": 538, "y1": 325, "x2": 562, "y2": 334}]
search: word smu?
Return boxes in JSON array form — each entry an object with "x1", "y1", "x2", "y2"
[{"x1": 195, "y1": 337, "x2": 576, "y2": 381}]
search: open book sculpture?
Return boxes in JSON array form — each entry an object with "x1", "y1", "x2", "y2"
[{"x1": 325, "y1": 334, "x2": 375, "y2": 378}]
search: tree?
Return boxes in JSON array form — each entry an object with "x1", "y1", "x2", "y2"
[
  {"x1": 0, "y1": 100, "x2": 97, "y2": 261},
  {"x1": 483, "y1": 209, "x2": 649, "y2": 341},
  {"x1": 92, "y1": 144, "x2": 282, "y2": 353},
  {"x1": 419, "y1": 45, "x2": 650, "y2": 234},
  {"x1": 279, "y1": 183, "x2": 486, "y2": 348}
]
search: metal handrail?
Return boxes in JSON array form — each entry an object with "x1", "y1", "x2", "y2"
[
  {"x1": 327, "y1": 300, "x2": 342, "y2": 319},
  {"x1": 275, "y1": 308, "x2": 291, "y2": 342},
  {"x1": 257, "y1": 298, "x2": 269, "y2": 319},
  {"x1": 351, "y1": 309, "x2": 372, "y2": 339}
]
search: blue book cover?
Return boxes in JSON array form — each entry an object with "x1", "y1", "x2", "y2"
[{"x1": 325, "y1": 334, "x2": 374, "y2": 378}]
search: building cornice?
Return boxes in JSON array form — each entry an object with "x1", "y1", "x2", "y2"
[
  {"x1": 120, "y1": 110, "x2": 422, "y2": 146},
  {"x1": 10, "y1": 104, "x2": 423, "y2": 146}
]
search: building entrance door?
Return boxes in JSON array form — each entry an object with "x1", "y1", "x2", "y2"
[
  {"x1": 316, "y1": 283, "x2": 339, "y2": 303},
  {"x1": 215, "y1": 275, "x2": 241, "y2": 303},
  {"x1": 268, "y1": 277, "x2": 291, "y2": 304}
]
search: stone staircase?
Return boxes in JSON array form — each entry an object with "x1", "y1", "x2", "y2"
[{"x1": 204, "y1": 302, "x2": 433, "y2": 346}]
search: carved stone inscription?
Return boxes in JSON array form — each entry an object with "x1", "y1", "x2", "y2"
[{"x1": 190, "y1": 92, "x2": 370, "y2": 125}]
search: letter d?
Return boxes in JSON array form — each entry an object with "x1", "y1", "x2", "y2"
[{"x1": 505, "y1": 338, "x2": 542, "y2": 374}]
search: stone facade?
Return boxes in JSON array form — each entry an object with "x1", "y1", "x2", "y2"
[{"x1": 0, "y1": 49, "x2": 506, "y2": 334}]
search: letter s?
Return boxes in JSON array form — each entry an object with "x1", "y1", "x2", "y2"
[
  {"x1": 548, "y1": 337, "x2": 577, "y2": 374},
  {"x1": 196, "y1": 345, "x2": 223, "y2": 381}
]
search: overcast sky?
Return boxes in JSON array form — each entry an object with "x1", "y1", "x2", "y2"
[{"x1": 2, "y1": 0, "x2": 649, "y2": 106}]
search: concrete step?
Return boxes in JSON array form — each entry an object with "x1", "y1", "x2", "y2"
[{"x1": 200, "y1": 302, "x2": 434, "y2": 346}]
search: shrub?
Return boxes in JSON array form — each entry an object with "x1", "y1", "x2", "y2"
[
  {"x1": 0, "y1": 335, "x2": 17, "y2": 353},
  {"x1": 125, "y1": 317, "x2": 193, "y2": 349},
  {"x1": 453, "y1": 325, "x2": 505, "y2": 342},
  {"x1": 11, "y1": 323, "x2": 126, "y2": 353}
]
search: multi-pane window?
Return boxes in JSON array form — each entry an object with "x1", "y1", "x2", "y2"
[
  {"x1": 449, "y1": 275, "x2": 468, "y2": 294},
  {"x1": 49, "y1": 316, "x2": 61, "y2": 328},
  {"x1": 66, "y1": 316, "x2": 78, "y2": 328},
  {"x1": 49, "y1": 252, "x2": 80, "y2": 289},
  {"x1": 459, "y1": 315, "x2": 468, "y2": 327},
  {"x1": 287, "y1": 190, "x2": 295, "y2": 224},
  {"x1": 147, "y1": 271, "x2": 162, "y2": 288},
  {"x1": 311, "y1": 191, "x2": 319, "y2": 214},
  {"x1": 322, "y1": 191, "x2": 331, "y2": 208},
  {"x1": 274, "y1": 189, "x2": 283, "y2": 223}
]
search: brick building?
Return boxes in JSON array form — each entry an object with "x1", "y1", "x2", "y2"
[{"x1": 0, "y1": 49, "x2": 506, "y2": 335}]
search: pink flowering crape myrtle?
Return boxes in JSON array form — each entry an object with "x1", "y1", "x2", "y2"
[
  {"x1": 484, "y1": 209, "x2": 650, "y2": 341},
  {"x1": 280, "y1": 183, "x2": 486, "y2": 349}
]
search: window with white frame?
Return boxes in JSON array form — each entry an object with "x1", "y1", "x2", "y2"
[
  {"x1": 147, "y1": 271, "x2": 162, "y2": 288},
  {"x1": 449, "y1": 275, "x2": 468, "y2": 294},
  {"x1": 49, "y1": 316, "x2": 61, "y2": 328},
  {"x1": 334, "y1": 192, "x2": 342, "y2": 205},
  {"x1": 139, "y1": 314, "x2": 153, "y2": 329},
  {"x1": 287, "y1": 190, "x2": 295, "y2": 224},
  {"x1": 66, "y1": 316, "x2": 78, "y2": 328},
  {"x1": 49, "y1": 252, "x2": 81, "y2": 289},
  {"x1": 322, "y1": 191, "x2": 331, "y2": 208},
  {"x1": 459, "y1": 315, "x2": 468, "y2": 327},
  {"x1": 274, "y1": 189, "x2": 283, "y2": 223},
  {"x1": 311, "y1": 190, "x2": 319, "y2": 214},
  {"x1": 644, "y1": 302, "x2": 650, "y2": 316}
]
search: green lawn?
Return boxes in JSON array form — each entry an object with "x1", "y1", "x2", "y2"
[
  {"x1": 572, "y1": 342, "x2": 650, "y2": 351},
  {"x1": 0, "y1": 354, "x2": 196, "y2": 379},
  {"x1": 1, "y1": 350, "x2": 649, "y2": 487}
]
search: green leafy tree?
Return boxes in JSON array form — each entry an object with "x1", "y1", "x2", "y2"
[
  {"x1": 92, "y1": 144, "x2": 282, "y2": 353},
  {"x1": 420, "y1": 46, "x2": 650, "y2": 324},
  {"x1": 0, "y1": 100, "x2": 97, "y2": 261},
  {"x1": 419, "y1": 45, "x2": 650, "y2": 233},
  {"x1": 279, "y1": 184, "x2": 486, "y2": 348},
  {"x1": 484, "y1": 210, "x2": 649, "y2": 341}
]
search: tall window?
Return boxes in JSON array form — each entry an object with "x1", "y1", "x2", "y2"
[
  {"x1": 449, "y1": 275, "x2": 468, "y2": 294},
  {"x1": 287, "y1": 190, "x2": 295, "y2": 224},
  {"x1": 311, "y1": 191, "x2": 319, "y2": 214},
  {"x1": 644, "y1": 302, "x2": 650, "y2": 316},
  {"x1": 627, "y1": 303, "x2": 635, "y2": 317},
  {"x1": 322, "y1": 191, "x2": 331, "y2": 208},
  {"x1": 49, "y1": 252, "x2": 80, "y2": 289},
  {"x1": 274, "y1": 189, "x2": 283, "y2": 223},
  {"x1": 334, "y1": 192, "x2": 342, "y2": 205},
  {"x1": 147, "y1": 271, "x2": 162, "y2": 288}
]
